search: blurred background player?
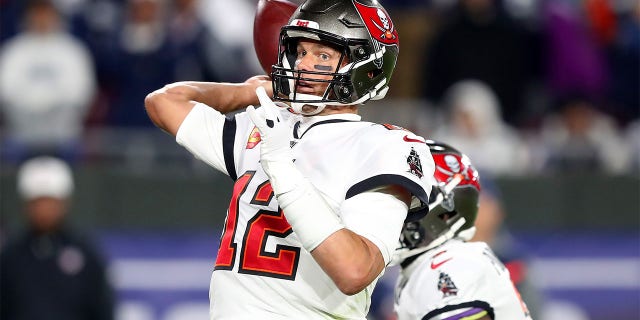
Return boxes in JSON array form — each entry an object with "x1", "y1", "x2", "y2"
[
  {"x1": 392, "y1": 141, "x2": 532, "y2": 320},
  {"x1": 431, "y1": 80, "x2": 531, "y2": 176},
  {"x1": 144, "y1": 0, "x2": 435, "y2": 318},
  {"x1": 0, "y1": 0, "x2": 96, "y2": 165},
  {"x1": 469, "y1": 173, "x2": 542, "y2": 319},
  {"x1": 0, "y1": 156, "x2": 114, "y2": 320}
]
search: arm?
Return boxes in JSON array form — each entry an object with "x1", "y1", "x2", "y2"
[
  {"x1": 144, "y1": 75, "x2": 272, "y2": 136},
  {"x1": 247, "y1": 88, "x2": 411, "y2": 295},
  {"x1": 312, "y1": 185, "x2": 410, "y2": 295},
  {"x1": 280, "y1": 179, "x2": 410, "y2": 295}
]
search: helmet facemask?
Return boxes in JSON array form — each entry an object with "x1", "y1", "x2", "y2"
[{"x1": 271, "y1": 25, "x2": 394, "y2": 115}]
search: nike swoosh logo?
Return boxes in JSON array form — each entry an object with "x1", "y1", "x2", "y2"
[
  {"x1": 403, "y1": 135, "x2": 424, "y2": 143},
  {"x1": 430, "y1": 258, "x2": 452, "y2": 269}
]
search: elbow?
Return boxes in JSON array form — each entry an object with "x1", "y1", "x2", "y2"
[
  {"x1": 334, "y1": 267, "x2": 374, "y2": 296},
  {"x1": 142, "y1": 84, "x2": 193, "y2": 136},
  {"x1": 144, "y1": 90, "x2": 165, "y2": 127},
  {"x1": 337, "y1": 283, "x2": 367, "y2": 296},
  {"x1": 145, "y1": 90, "x2": 160, "y2": 114}
]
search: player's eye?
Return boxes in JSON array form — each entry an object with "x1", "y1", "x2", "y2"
[{"x1": 319, "y1": 53, "x2": 330, "y2": 61}]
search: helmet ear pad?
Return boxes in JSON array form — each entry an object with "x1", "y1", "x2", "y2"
[{"x1": 347, "y1": 44, "x2": 398, "y2": 102}]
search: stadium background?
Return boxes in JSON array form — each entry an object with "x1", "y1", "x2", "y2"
[{"x1": 1, "y1": 0, "x2": 638, "y2": 319}]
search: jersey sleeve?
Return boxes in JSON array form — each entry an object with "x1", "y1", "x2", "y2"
[
  {"x1": 344, "y1": 127, "x2": 434, "y2": 221},
  {"x1": 417, "y1": 245, "x2": 497, "y2": 320},
  {"x1": 334, "y1": 126, "x2": 435, "y2": 264},
  {"x1": 176, "y1": 103, "x2": 253, "y2": 180},
  {"x1": 340, "y1": 191, "x2": 409, "y2": 265}
]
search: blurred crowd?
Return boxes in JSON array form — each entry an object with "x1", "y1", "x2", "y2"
[
  {"x1": 0, "y1": 0, "x2": 261, "y2": 165},
  {"x1": 0, "y1": 0, "x2": 638, "y2": 175},
  {"x1": 389, "y1": 0, "x2": 639, "y2": 177}
]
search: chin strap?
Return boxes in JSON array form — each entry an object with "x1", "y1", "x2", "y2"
[{"x1": 289, "y1": 95, "x2": 327, "y2": 115}]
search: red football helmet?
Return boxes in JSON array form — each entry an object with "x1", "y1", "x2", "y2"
[{"x1": 398, "y1": 140, "x2": 481, "y2": 257}]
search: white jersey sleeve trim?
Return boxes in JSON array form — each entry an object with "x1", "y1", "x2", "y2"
[
  {"x1": 340, "y1": 191, "x2": 409, "y2": 265},
  {"x1": 175, "y1": 103, "x2": 234, "y2": 177}
]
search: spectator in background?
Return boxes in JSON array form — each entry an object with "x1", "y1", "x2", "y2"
[
  {"x1": 0, "y1": 0, "x2": 24, "y2": 42},
  {"x1": 539, "y1": 95, "x2": 631, "y2": 174},
  {"x1": 542, "y1": 1, "x2": 609, "y2": 114},
  {"x1": 0, "y1": 0, "x2": 96, "y2": 164},
  {"x1": 604, "y1": 0, "x2": 640, "y2": 125},
  {"x1": 470, "y1": 174, "x2": 542, "y2": 320},
  {"x1": 0, "y1": 156, "x2": 114, "y2": 320},
  {"x1": 107, "y1": 0, "x2": 174, "y2": 127},
  {"x1": 422, "y1": 0, "x2": 536, "y2": 126},
  {"x1": 432, "y1": 80, "x2": 530, "y2": 176},
  {"x1": 67, "y1": 0, "x2": 123, "y2": 126},
  {"x1": 167, "y1": 0, "x2": 235, "y2": 82},
  {"x1": 624, "y1": 119, "x2": 640, "y2": 172},
  {"x1": 197, "y1": 0, "x2": 264, "y2": 80}
]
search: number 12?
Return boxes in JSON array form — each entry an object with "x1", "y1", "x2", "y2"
[{"x1": 214, "y1": 171, "x2": 300, "y2": 280}]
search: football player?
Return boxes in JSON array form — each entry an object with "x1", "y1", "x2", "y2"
[
  {"x1": 144, "y1": 0, "x2": 434, "y2": 319},
  {"x1": 392, "y1": 141, "x2": 533, "y2": 320}
]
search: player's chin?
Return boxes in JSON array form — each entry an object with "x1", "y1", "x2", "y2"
[
  {"x1": 301, "y1": 104, "x2": 321, "y2": 114},
  {"x1": 295, "y1": 85, "x2": 317, "y2": 95}
]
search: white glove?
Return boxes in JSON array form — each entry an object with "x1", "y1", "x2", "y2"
[
  {"x1": 247, "y1": 87, "x2": 299, "y2": 196},
  {"x1": 248, "y1": 87, "x2": 344, "y2": 251},
  {"x1": 247, "y1": 87, "x2": 292, "y2": 163}
]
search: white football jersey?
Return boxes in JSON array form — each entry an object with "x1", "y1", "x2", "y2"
[
  {"x1": 394, "y1": 239, "x2": 532, "y2": 320},
  {"x1": 176, "y1": 103, "x2": 434, "y2": 319}
]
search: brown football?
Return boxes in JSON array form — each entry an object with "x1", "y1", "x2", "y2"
[{"x1": 253, "y1": 0, "x2": 298, "y2": 76}]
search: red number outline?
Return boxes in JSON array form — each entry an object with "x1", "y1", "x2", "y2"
[
  {"x1": 239, "y1": 209, "x2": 300, "y2": 279},
  {"x1": 214, "y1": 172, "x2": 253, "y2": 270},
  {"x1": 214, "y1": 171, "x2": 300, "y2": 280}
]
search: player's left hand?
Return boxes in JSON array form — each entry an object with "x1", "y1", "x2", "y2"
[{"x1": 247, "y1": 87, "x2": 293, "y2": 170}]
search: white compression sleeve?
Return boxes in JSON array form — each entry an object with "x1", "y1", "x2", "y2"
[{"x1": 265, "y1": 161, "x2": 344, "y2": 252}]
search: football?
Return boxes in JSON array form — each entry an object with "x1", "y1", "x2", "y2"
[{"x1": 253, "y1": 0, "x2": 298, "y2": 76}]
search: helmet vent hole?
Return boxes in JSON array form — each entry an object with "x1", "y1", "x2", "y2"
[
  {"x1": 354, "y1": 45, "x2": 370, "y2": 60},
  {"x1": 368, "y1": 69, "x2": 382, "y2": 79}
]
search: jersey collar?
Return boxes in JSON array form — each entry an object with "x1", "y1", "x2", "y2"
[{"x1": 294, "y1": 113, "x2": 361, "y2": 139}]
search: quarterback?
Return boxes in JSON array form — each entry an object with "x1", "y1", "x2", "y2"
[{"x1": 145, "y1": 0, "x2": 434, "y2": 318}]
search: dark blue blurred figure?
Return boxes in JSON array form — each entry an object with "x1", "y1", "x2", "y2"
[
  {"x1": 107, "y1": 0, "x2": 175, "y2": 127},
  {"x1": 422, "y1": 0, "x2": 537, "y2": 127},
  {"x1": 605, "y1": 1, "x2": 640, "y2": 125},
  {"x1": 167, "y1": 0, "x2": 229, "y2": 82},
  {"x1": 102, "y1": 0, "x2": 229, "y2": 127},
  {"x1": 67, "y1": 0, "x2": 124, "y2": 126},
  {"x1": 0, "y1": 0, "x2": 23, "y2": 42},
  {"x1": 0, "y1": 156, "x2": 114, "y2": 320}
]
